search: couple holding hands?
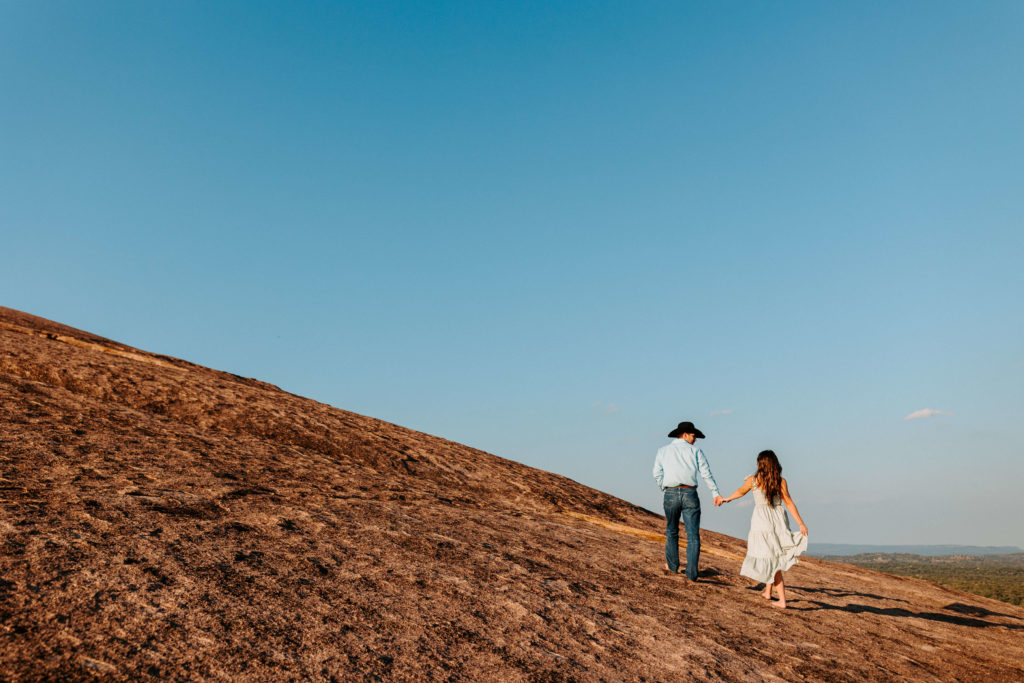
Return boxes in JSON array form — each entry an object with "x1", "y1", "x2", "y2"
[{"x1": 652, "y1": 421, "x2": 808, "y2": 609}]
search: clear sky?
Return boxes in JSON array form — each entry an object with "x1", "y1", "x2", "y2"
[{"x1": 3, "y1": 2, "x2": 1022, "y2": 546}]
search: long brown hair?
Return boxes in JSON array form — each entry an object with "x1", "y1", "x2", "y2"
[{"x1": 754, "y1": 450, "x2": 782, "y2": 505}]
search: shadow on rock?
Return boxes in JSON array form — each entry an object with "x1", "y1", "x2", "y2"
[
  {"x1": 788, "y1": 585, "x2": 909, "y2": 603},
  {"x1": 944, "y1": 602, "x2": 1024, "y2": 622},
  {"x1": 800, "y1": 601, "x2": 1024, "y2": 629}
]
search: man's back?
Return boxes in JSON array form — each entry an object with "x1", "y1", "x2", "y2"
[{"x1": 653, "y1": 438, "x2": 720, "y2": 497}]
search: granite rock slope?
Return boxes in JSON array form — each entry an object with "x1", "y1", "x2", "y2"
[{"x1": 1, "y1": 306, "x2": 1022, "y2": 681}]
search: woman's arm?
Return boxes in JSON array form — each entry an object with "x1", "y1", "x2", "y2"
[
  {"x1": 780, "y1": 478, "x2": 808, "y2": 535},
  {"x1": 723, "y1": 476, "x2": 753, "y2": 503}
]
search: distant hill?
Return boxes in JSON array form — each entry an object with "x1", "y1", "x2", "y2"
[
  {"x1": 2, "y1": 305, "x2": 1023, "y2": 681},
  {"x1": 819, "y1": 553, "x2": 1024, "y2": 607},
  {"x1": 809, "y1": 543, "x2": 1023, "y2": 557}
]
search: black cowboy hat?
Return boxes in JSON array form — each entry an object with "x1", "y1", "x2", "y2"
[{"x1": 667, "y1": 421, "x2": 705, "y2": 439}]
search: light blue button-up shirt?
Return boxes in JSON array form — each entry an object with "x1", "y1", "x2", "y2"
[{"x1": 653, "y1": 438, "x2": 721, "y2": 498}]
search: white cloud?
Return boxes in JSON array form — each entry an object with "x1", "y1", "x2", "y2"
[
  {"x1": 605, "y1": 403, "x2": 620, "y2": 414},
  {"x1": 591, "y1": 401, "x2": 620, "y2": 414},
  {"x1": 903, "y1": 408, "x2": 953, "y2": 421},
  {"x1": 711, "y1": 409, "x2": 733, "y2": 416}
]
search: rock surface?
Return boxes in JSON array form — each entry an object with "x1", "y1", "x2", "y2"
[{"x1": 1, "y1": 305, "x2": 1022, "y2": 681}]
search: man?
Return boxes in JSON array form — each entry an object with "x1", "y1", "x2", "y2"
[{"x1": 653, "y1": 421, "x2": 724, "y2": 581}]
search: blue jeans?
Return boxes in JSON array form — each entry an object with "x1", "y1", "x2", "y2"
[{"x1": 663, "y1": 487, "x2": 701, "y2": 580}]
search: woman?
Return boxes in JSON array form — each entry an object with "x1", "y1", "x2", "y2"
[{"x1": 722, "y1": 450, "x2": 808, "y2": 609}]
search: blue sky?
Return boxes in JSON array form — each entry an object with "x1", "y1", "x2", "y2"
[{"x1": 3, "y1": 1, "x2": 1022, "y2": 545}]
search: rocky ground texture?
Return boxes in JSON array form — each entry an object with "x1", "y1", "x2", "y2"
[{"x1": 1, "y1": 306, "x2": 1022, "y2": 681}]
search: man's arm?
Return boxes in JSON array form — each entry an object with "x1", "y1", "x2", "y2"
[
  {"x1": 696, "y1": 448, "x2": 724, "y2": 504},
  {"x1": 652, "y1": 452, "x2": 664, "y2": 490}
]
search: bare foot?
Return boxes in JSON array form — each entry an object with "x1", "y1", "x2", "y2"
[
  {"x1": 761, "y1": 588, "x2": 772, "y2": 600},
  {"x1": 771, "y1": 601, "x2": 787, "y2": 609}
]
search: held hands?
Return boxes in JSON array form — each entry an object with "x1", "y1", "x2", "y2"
[{"x1": 713, "y1": 495, "x2": 725, "y2": 507}]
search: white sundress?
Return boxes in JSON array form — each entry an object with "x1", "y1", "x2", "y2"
[{"x1": 739, "y1": 480, "x2": 808, "y2": 583}]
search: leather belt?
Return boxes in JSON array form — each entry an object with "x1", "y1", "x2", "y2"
[{"x1": 667, "y1": 484, "x2": 695, "y2": 489}]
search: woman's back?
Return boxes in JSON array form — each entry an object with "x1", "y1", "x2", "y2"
[{"x1": 751, "y1": 477, "x2": 781, "y2": 507}]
